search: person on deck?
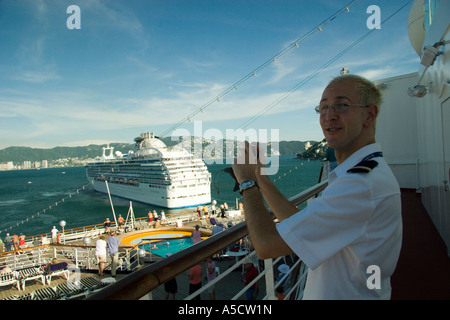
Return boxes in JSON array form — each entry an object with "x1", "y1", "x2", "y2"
[
  {"x1": 107, "y1": 231, "x2": 120, "y2": 277},
  {"x1": 12, "y1": 233, "x2": 19, "y2": 250},
  {"x1": 188, "y1": 264, "x2": 202, "y2": 300},
  {"x1": 95, "y1": 235, "x2": 108, "y2": 276},
  {"x1": 191, "y1": 225, "x2": 202, "y2": 244},
  {"x1": 243, "y1": 258, "x2": 259, "y2": 300},
  {"x1": 4, "y1": 233, "x2": 13, "y2": 252},
  {"x1": 103, "y1": 218, "x2": 111, "y2": 234},
  {"x1": 231, "y1": 74, "x2": 402, "y2": 300},
  {"x1": 117, "y1": 215, "x2": 125, "y2": 232}
]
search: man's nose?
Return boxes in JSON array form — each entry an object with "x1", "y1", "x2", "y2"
[{"x1": 323, "y1": 106, "x2": 338, "y2": 120}]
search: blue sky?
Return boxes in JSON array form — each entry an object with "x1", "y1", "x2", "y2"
[{"x1": 0, "y1": 0, "x2": 419, "y2": 149}]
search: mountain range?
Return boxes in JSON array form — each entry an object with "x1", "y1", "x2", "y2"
[{"x1": 0, "y1": 137, "x2": 320, "y2": 164}]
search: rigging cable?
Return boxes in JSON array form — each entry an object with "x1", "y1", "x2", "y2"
[
  {"x1": 159, "y1": 0, "x2": 361, "y2": 138},
  {"x1": 237, "y1": 0, "x2": 413, "y2": 131},
  {"x1": 215, "y1": 0, "x2": 413, "y2": 196}
]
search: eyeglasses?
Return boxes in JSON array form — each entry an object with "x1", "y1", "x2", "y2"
[{"x1": 315, "y1": 103, "x2": 368, "y2": 115}]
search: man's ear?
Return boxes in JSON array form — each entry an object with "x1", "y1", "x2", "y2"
[{"x1": 364, "y1": 104, "x2": 378, "y2": 127}]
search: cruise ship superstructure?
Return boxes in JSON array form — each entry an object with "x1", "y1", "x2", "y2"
[{"x1": 86, "y1": 132, "x2": 211, "y2": 208}]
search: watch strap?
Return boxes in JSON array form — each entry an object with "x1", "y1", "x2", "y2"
[{"x1": 239, "y1": 180, "x2": 259, "y2": 195}]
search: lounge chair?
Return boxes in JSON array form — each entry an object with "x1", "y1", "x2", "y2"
[
  {"x1": 54, "y1": 281, "x2": 84, "y2": 299},
  {"x1": 44, "y1": 262, "x2": 70, "y2": 285},
  {"x1": 31, "y1": 250, "x2": 46, "y2": 266},
  {"x1": 2, "y1": 292, "x2": 35, "y2": 300},
  {"x1": 16, "y1": 254, "x2": 35, "y2": 269},
  {"x1": 33, "y1": 287, "x2": 58, "y2": 300},
  {"x1": 17, "y1": 267, "x2": 45, "y2": 290},
  {"x1": 80, "y1": 276, "x2": 104, "y2": 290},
  {"x1": 0, "y1": 270, "x2": 20, "y2": 290}
]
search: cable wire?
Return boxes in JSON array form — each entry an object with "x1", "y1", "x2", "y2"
[
  {"x1": 237, "y1": 0, "x2": 413, "y2": 130},
  {"x1": 159, "y1": 0, "x2": 361, "y2": 138}
]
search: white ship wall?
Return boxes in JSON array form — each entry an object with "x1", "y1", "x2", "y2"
[
  {"x1": 92, "y1": 179, "x2": 211, "y2": 209},
  {"x1": 375, "y1": 0, "x2": 449, "y2": 255},
  {"x1": 408, "y1": 0, "x2": 449, "y2": 255},
  {"x1": 414, "y1": 1, "x2": 449, "y2": 255},
  {"x1": 374, "y1": 72, "x2": 420, "y2": 189}
]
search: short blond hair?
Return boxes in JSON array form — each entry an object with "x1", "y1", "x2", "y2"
[{"x1": 328, "y1": 74, "x2": 382, "y2": 107}]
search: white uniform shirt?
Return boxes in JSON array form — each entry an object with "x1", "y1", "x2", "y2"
[{"x1": 277, "y1": 143, "x2": 402, "y2": 299}]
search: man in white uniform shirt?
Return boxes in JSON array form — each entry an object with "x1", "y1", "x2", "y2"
[{"x1": 231, "y1": 75, "x2": 402, "y2": 299}]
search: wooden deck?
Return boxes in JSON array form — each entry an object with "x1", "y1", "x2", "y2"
[
  {"x1": 142, "y1": 257, "x2": 268, "y2": 300},
  {"x1": 391, "y1": 188, "x2": 450, "y2": 300},
  {"x1": 0, "y1": 269, "x2": 103, "y2": 300},
  {"x1": 0, "y1": 256, "x2": 266, "y2": 300}
]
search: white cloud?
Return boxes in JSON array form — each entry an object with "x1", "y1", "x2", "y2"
[{"x1": 12, "y1": 69, "x2": 61, "y2": 83}]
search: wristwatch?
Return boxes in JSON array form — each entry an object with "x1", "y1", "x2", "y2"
[{"x1": 239, "y1": 179, "x2": 258, "y2": 195}]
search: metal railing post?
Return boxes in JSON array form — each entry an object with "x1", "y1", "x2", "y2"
[
  {"x1": 74, "y1": 248, "x2": 78, "y2": 267},
  {"x1": 264, "y1": 258, "x2": 276, "y2": 300}
]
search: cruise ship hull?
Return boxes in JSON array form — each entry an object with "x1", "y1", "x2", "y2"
[
  {"x1": 90, "y1": 179, "x2": 211, "y2": 208},
  {"x1": 86, "y1": 132, "x2": 212, "y2": 209}
]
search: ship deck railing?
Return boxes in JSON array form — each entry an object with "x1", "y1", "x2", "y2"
[
  {"x1": 84, "y1": 180, "x2": 328, "y2": 300},
  {"x1": 0, "y1": 180, "x2": 325, "y2": 300},
  {"x1": 10, "y1": 210, "x2": 203, "y2": 248}
]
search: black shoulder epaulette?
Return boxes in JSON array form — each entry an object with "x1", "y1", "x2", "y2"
[{"x1": 347, "y1": 159, "x2": 379, "y2": 173}]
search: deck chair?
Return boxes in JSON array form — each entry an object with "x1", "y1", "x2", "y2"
[
  {"x1": 17, "y1": 267, "x2": 45, "y2": 290},
  {"x1": 79, "y1": 276, "x2": 104, "y2": 291},
  {"x1": 54, "y1": 281, "x2": 84, "y2": 299},
  {"x1": 5, "y1": 255, "x2": 18, "y2": 271},
  {"x1": 34, "y1": 287, "x2": 58, "y2": 300},
  {"x1": 17, "y1": 254, "x2": 35, "y2": 269},
  {"x1": 4, "y1": 291, "x2": 35, "y2": 300},
  {"x1": 31, "y1": 250, "x2": 46, "y2": 267},
  {"x1": 200, "y1": 220, "x2": 209, "y2": 229},
  {"x1": 44, "y1": 262, "x2": 69, "y2": 285},
  {"x1": 2, "y1": 291, "x2": 35, "y2": 300},
  {"x1": 0, "y1": 270, "x2": 20, "y2": 290}
]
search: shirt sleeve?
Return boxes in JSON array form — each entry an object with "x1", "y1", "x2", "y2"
[{"x1": 276, "y1": 174, "x2": 375, "y2": 270}]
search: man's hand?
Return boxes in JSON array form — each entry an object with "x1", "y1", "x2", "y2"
[{"x1": 232, "y1": 141, "x2": 264, "y2": 184}]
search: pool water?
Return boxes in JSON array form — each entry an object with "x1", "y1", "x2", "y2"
[{"x1": 140, "y1": 237, "x2": 194, "y2": 257}]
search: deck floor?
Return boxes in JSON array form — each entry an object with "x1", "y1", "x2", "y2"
[
  {"x1": 0, "y1": 256, "x2": 267, "y2": 301},
  {"x1": 391, "y1": 189, "x2": 450, "y2": 300}
]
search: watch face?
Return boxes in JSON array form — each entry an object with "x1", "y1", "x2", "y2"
[{"x1": 241, "y1": 180, "x2": 254, "y2": 189}]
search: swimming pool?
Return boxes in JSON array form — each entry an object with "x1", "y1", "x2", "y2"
[
  {"x1": 140, "y1": 237, "x2": 194, "y2": 257},
  {"x1": 119, "y1": 228, "x2": 208, "y2": 258}
]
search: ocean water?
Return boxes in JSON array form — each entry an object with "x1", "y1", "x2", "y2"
[{"x1": 0, "y1": 156, "x2": 322, "y2": 238}]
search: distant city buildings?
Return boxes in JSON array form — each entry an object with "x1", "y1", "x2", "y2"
[
  {"x1": 305, "y1": 141, "x2": 312, "y2": 150},
  {"x1": 0, "y1": 158, "x2": 91, "y2": 171}
]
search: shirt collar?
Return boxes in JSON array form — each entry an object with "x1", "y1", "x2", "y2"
[{"x1": 329, "y1": 143, "x2": 382, "y2": 181}]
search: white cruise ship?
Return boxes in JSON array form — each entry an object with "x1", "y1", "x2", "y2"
[{"x1": 86, "y1": 132, "x2": 211, "y2": 208}]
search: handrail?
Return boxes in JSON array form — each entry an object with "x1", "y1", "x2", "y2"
[
  {"x1": 86, "y1": 180, "x2": 328, "y2": 300},
  {"x1": 22, "y1": 209, "x2": 200, "y2": 244}
]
